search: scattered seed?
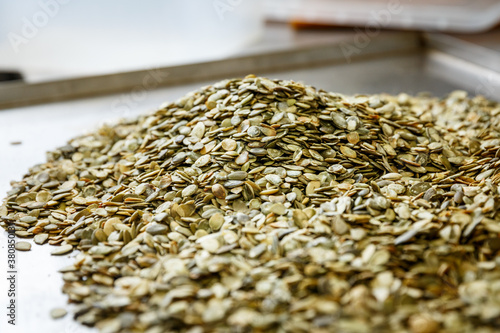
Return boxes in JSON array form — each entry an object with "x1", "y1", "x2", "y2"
[
  {"x1": 15, "y1": 241, "x2": 31, "y2": 251},
  {"x1": 50, "y1": 308, "x2": 67, "y2": 319}
]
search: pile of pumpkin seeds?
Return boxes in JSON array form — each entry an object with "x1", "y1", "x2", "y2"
[{"x1": 1, "y1": 75, "x2": 500, "y2": 333}]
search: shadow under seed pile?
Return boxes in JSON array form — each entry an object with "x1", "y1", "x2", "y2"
[{"x1": 1, "y1": 76, "x2": 500, "y2": 333}]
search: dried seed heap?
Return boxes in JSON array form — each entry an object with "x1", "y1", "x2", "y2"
[{"x1": 1, "y1": 76, "x2": 500, "y2": 333}]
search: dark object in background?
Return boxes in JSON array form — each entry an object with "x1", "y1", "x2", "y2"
[{"x1": 0, "y1": 71, "x2": 23, "y2": 82}]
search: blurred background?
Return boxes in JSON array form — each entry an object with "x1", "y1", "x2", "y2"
[
  {"x1": 0, "y1": 0, "x2": 499, "y2": 84},
  {"x1": 0, "y1": 0, "x2": 264, "y2": 81}
]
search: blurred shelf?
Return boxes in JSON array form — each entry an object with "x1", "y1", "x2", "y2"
[
  {"x1": 0, "y1": 23, "x2": 500, "y2": 112},
  {"x1": 0, "y1": 28, "x2": 419, "y2": 110},
  {"x1": 425, "y1": 28, "x2": 500, "y2": 72}
]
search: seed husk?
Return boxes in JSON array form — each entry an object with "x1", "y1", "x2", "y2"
[
  {"x1": 265, "y1": 174, "x2": 282, "y2": 186},
  {"x1": 209, "y1": 213, "x2": 224, "y2": 231},
  {"x1": 409, "y1": 182, "x2": 432, "y2": 196},
  {"x1": 34, "y1": 233, "x2": 49, "y2": 245},
  {"x1": 340, "y1": 146, "x2": 357, "y2": 158},
  {"x1": 146, "y1": 223, "x2": 168, "y2": 236},
  {"x1": 51, "y1": 244, "x2": 73, "y2": 256},
  {"x1": 182, "y1": 184, "x2": 198, "y2": 197},
  {"x1": 228, "y1": 171, "x2": 247, "y2": 180},
  {"x1": 269, "y1": 203, "x2": 286, "y2": 215},
  {"x1": 212, "y1": 184, "x2": 227, "y2": 199},
  {"x1": 247, "y1": 126, "x2": 261, "y2": 137},
  {"x1": 346, "y1": 132, "x2": 360, "y2": 144},
  {"x1": 221, "y1": 138, "x2": 237, "y2": 151},
  {"x1": 15, "y1": 241, "x2": 31, "y2": 251},
  {"x1": 50, "y1": 308, "x2": 67, "y2": 319}
]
